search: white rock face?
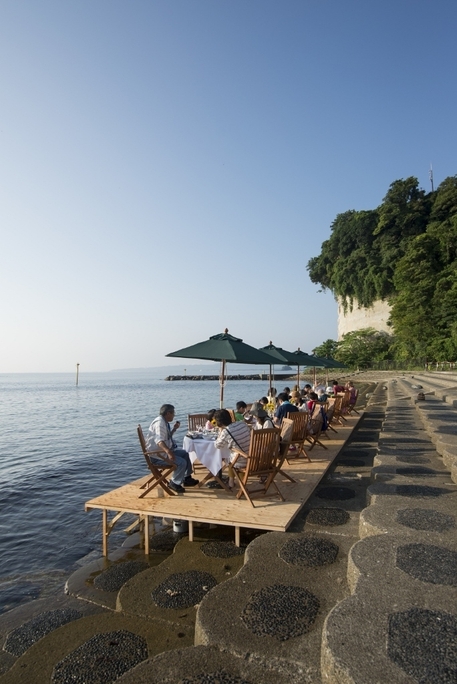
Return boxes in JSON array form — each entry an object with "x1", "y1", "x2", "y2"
[{"x1": 337, "y1": 298, "x2": 391, "y2": 340}]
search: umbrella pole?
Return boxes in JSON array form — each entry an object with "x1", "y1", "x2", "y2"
[
  {"x1": 220, "y1": 359, "x2": 226, "y2": 408},
  {"x1": 297, "y1": 365, "x2": 300, "y2": 390},
  {"x1": 269, "y1": 364, "x2": 272, "y2": 395}
]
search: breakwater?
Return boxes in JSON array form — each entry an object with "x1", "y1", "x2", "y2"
[{"x1": 165, "y1": 374, "x2": 295, "y2": 381}]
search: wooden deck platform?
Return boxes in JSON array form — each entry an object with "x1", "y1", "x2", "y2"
[{"x1": 85, "y1": 415, "x2": 360, "y2": 554}]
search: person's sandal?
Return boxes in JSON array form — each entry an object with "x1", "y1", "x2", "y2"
[{"x1": 206, "y1": 480, "x2": 223, "y2": 489}]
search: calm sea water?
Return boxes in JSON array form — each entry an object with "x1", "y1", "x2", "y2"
[{"x1": 0, "y1": 370, "x2": 299, "y2": 613}]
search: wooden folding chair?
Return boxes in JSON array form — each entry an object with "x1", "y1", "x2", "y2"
[
  {"x1": 306, "y1": 407, "x2": 327, "y2": 450},
  {"x1": 277, "y1": 418, "x2": 298, "y2": 483},
  {"x1": 325, "y1": 398, "x2": 338, "y2": 433},
  {"x1": 137, "y1": 424, "x2": 177, "y2": 498},
  {"x1": 284, "y1": 411, "x2": 312, "y2": 462},
  {"x1": 187, "y1": 413, "x2": 211, "y2": 476},
  {"x1": 331, "y1": 395, "x2": 346, "y2": 426},
  {"x1": 227, "y1": 409, "x2": 237, "y2": 423},
  {"x1": 347, "y1": 389, "x2": 360, "y2": 415},
  {"x1": 230, "y1": 428, "x2": 283, "y2": 507},
  {"x1": 340, "y1": 391, "x2": 350, "y2": 420},
  {"x1": 187, "y1": 413, "x2": 208, "y2": 431}
]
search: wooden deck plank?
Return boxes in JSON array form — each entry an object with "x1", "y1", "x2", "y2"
[{"x1": 85, "y1": 416, "x2": 359, "y2": 553}]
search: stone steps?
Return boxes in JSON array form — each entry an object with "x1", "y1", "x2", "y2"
[
  {"x1": 321, "y1": 381, "x2": 457, "y2": 684},
  {"x1": 397, "y1": 372, "x2": 457, "y2": 409}
]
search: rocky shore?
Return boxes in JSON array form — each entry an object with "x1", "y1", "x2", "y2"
[
  {"x1": 165, "y1": 374, "x2": 295, "y2": 381},
  {"x1": 1, "y1": 371, "x2": 456, "y2": 683}
]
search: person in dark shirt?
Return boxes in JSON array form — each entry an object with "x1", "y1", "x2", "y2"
[{"x1": 273, "y1": 392, "x2": 298, "y2": 426}]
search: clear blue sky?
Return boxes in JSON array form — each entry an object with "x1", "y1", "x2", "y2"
[{"x1": 1, "y1": 0, "x2": 456, "y2": 372}]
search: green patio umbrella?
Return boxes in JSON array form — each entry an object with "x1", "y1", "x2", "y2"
[
  {"x1": 290, "y1": 348, "x2": 325, "y2": 388},
  {"x1": 308, "y1": 355, "x2": 346, "y2": 386},
  {"x1": 259, "y1": 342, "x2": 305, "y2": 392},
  {"x1": 166, "y1": 329, "x2": 274, "y2": 407}
]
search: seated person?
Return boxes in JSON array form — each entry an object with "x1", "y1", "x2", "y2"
[
  {"x1": 234, "y1": 401, "x2": 248, "y2": 421},
  {"x1": 302, "y1": 384, "x2": 312, "y2": 397},
  {"x1": 274, "y1": 392, "x2": 299, "y2": 426},
  {"x1": 215, "y1": 409, "x2": 251, "y2": 453},
  {"x1": 317, "y1": 388, "x2": 329, "y2": 403},
  {"x1": 290, "y1": 390, "x2": 301, "y2": 405},
  {"x1": 268, "y1": 387, "x2": 277, "y2": 402},
  {"x1": 205, "y1": 408, "x2": 217, "y2": 430},
  {"x1": 147, "y1": 403, "x2": 199, "y2": 494},
  {"x1": 346, "y1": 381, "x2": 357, "y2": 405},
  {"x1": 297, "y1": 397, "x2": 309, "y2": 412},
  {"x1": 332, "y1": 379, "x2": 346, "y2": 393},
  {"x1": 250, "y1": 402, "x2": 275, "y2": 429},
  {"x1": 261, "y1": 395, "x2": 276, "y2": 416},
  {"x1": 282, "y1": 386, "x2": 291, "y2": 398},
  {"x1": 215, "y1": 409, "x2": 251, "y2": 485},
  {"x1": 307, "y1": 392, "x2": 319, "y2": 414}
]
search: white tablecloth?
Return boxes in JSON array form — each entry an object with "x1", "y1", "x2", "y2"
[{"x1": 183, "y1": 436, "x2": 231, "y2": 476}]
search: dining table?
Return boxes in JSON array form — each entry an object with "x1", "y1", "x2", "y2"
[{"x1": 183, "y1": 433, "x2": 232, "y2": 490}]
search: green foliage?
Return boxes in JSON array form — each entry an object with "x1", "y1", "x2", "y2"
[
  {"x1": 311, "y1": 331, "x2": 394, "y2": 369},
  {"x1": 312, "y1": 339, "x2": 339, "y2": 358},
  {"x1": 334, "y1": 328, "x2": 393, "y2": 369},
  {"x1": 308, "y1": 209, "x2": 382, "y2": 308},
  {"x1": 308, "y1": 175, "x2": 457, "y2": 361}
]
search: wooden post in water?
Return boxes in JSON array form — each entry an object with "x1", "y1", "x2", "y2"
[{"x1": 76, "y1": 363, "x2": 80, "y2": 386}]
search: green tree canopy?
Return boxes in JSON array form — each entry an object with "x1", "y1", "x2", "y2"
[
  {"x1": 335, "y1": 328, "x2": 393, "y2": 369},
  {"x1": 307, "y1": 175, "x2": 457, "y2": 361},
  {"x1": 312, "y1": 339, "x2": 339, "y2": 358}
]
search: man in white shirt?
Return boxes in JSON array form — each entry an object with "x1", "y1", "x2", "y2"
[{"x1": 147, "y1": 403, "x2": 198, "y2": 494}]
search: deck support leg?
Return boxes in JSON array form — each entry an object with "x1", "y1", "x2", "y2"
[
  {"x1": 144, "y1": 515, "x2": 149, "y2": 556},
  {"x1": 188, "y1": 520, "x2": 194, "y2": 542},
  {"x1": 102, "y1": 509, "x2": 108, "y2": 557},
  {"x1": 235, "y1": 526, "x2": 240, "y2": 547}
]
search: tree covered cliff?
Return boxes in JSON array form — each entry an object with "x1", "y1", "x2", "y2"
[{"x1": 307, "y1": 176, "x2": 457, "y2": 361}]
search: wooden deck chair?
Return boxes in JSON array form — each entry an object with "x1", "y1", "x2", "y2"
[
  {"x1": 227, "y1": 409, "x2": 237, "y2": 423},
  {"x1": 347, "y1": 389, "x2": 360, "y2": 415},
  {"x1": 187, "y1": 413, "x2": 214, "y2": 476},
  {"x1": 230, "y1": 428, "x2": 283, "y2": 507},
  {"x1": 284, "y1": 411, "x2": 312, "y2": 462},
  {"x1": 340, "y1": 391, "x2": 350, "y2": 419},
  {"x1": 331, "y1": 395, "x2": 346, "y2": 426},
  {"x1": 187, "y1": 413, "x2": 208, "y2": 431},
  {"x1": 306, "y1": 407, "x2": 327, "y2": 450},
  {"x1": 323, "y1": 399, "x2": 338, "y2": 435},
  {"x1": 137, "y1": 425, "x2": 177, "y2": 498},
  {"x1": 277, "y1": 418, "x2": 298, "y2": 483},
  {"x1": 316, "y1": 401, "x2": 332, "y2": 441}
]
